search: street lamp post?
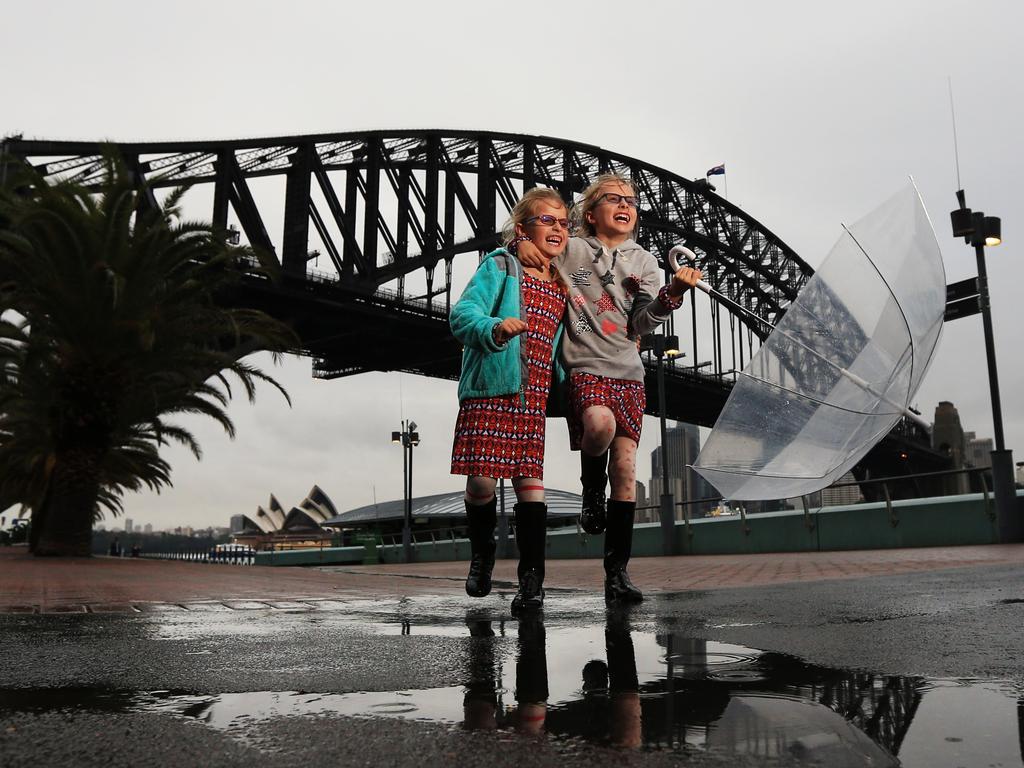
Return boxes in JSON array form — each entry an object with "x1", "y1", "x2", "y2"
[
  {"x1": 950, "y1": 191, "x2": 1019, "y2": 542},
  {"x1": 643, "y1": 333, "x2": 682, "y2": 555},
  {"x1": 391, "y1": 420, "x2": 420, "y2": 562}
]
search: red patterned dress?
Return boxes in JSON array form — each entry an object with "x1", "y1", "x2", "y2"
[{"x1": 451, "y1": 272, "x2": 565, "y2": 479}]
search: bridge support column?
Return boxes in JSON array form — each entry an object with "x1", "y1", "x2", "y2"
[{"x1": 282, "y1": 144, "x2": 313, "y2": 276}]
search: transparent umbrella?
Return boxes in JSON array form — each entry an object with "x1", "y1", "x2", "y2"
[{"x1": 681, "y1": 181, "x2": 946, "y2": 501}]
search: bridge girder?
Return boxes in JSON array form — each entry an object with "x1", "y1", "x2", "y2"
[{"x1": 5, "y1": 131, "x2": 813, "y2": 335}]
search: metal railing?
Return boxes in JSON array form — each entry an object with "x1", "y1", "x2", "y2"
[
  {"x1": 141, "y1": 548, "x2": 257, "y2": 566},
  {"x1": 636, "y1": 466, "x2": 1002, "y2": 539}
]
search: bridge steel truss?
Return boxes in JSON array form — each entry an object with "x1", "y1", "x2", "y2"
[{"x1": 4, "y1": 130, "x2": 816, "y2": 430}]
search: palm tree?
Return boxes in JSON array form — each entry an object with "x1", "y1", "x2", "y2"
[{"x1": 0, "y1": 155, "x2": 295, "y2": 556}]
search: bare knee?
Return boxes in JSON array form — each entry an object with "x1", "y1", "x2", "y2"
[
  {"x1": 581, "y1": 407, "x2": 615, "y2": 455},
  {"x1": 465, "y1": 476, "x2": 497, "y2": 505}
]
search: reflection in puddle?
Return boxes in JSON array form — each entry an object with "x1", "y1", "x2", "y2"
[{"x1": 1, "y1": 612, "x2": 1021, "y2": 767}]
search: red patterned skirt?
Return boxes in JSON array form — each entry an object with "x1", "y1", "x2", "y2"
[
  {"x1": 567, "y1": 371, "x2": 646, "y2": 450},
  {"x1": 451, "y1": 274, "x2": 564, "y2": 479}
]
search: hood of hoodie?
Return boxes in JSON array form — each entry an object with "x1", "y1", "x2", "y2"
[{"x1": 581, "y1": 236, "x2": 644, "y2": 255}]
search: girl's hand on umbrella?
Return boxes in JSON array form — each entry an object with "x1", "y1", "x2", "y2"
[
  {"x1": 669, "y1": 266, "x2": 702, "y2": 297},
  {"x1": 494, "y1": 317, "x2": 528, "y2": 343},
  {"x1": 516, "y1": 240, "x2": 546, "y2": 269}
]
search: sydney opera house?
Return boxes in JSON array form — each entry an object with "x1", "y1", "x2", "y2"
[{"x1": 231, "y1": 485, "x2": 339, "y2": 550}]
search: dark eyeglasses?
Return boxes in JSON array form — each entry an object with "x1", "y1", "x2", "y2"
[
  {"x1": 598, "y1": 193, "x2": 640, "y2": 208},
  {"x1": 525, "y1": 214, "x2": 569, "y2": 228}
]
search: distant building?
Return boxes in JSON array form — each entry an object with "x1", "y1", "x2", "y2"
[
  {"x1": 1016, "y1": 463, "x2": 1024, "y2": 486},
  {"x1": 932, "y1": 401, "x2": 969, "y2": 494},
  {"x1": 821, "y1": 472, "x2": 864, "y2": 506},
  {"x1": 963, "y1": 431, "x2": 993, "y2": 469},
  {"x1": 321, "y1": 488, "x2": 584, "y2": 539},
  {"x1": 143, "y1": 523, "x2": 153, "y2": 534},
  {"x1": 230, "y1": 515, "x2": 246, "y2": 534},
  {"x1": 124, "y1": 518, "x2": 133, "y2": 534},
  {"x1": 649, "y1": 423, "x2": 716, "y2": 522}
]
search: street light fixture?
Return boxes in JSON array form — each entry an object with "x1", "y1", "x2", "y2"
[
  {"x1": 949, "y1": 190, "x2": 1017, "y2": 541},
  {"x1": 391, "y1": 419, "x2": 420, "y2": 562},
  {"x1": 641, "y1": 332, "x2": 683, "y2": 555}
]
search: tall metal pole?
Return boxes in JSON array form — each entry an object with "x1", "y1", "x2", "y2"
[
  {"x1": 656, "y1": 340, "x2": 676, "y2": 556},
  {"x1": 973, "y1": 243, "x2": 1005, "y2": 451},
  {"x1": 401, "y1": 421, "x2": 412, "y2": 563},
  {"x1": 973, "y1": 242, "x2": 1018, "y2": 542},
  {"x1": 407, "y1": 435, "x2": 415, "y2": 562}
]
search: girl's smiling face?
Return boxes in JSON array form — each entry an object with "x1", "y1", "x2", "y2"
[
  {"x1": 587, "y1": 181, "x2": 638, "y2": 240},
  {"x1": 517, "y1": 199, "x2": 569, "y2": 260}
]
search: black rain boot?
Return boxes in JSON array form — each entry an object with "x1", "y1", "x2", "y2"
[
  {"x1": 511, "y1": 502, "x2": 547, "y2": 613},
  {"x1": 579, "y1": 450, "x2": 609, "y2": 535},
  {"x1": 465, "y1": 497, "x2": 497, "y2": 598},
  {"x1": 604, "y1": 499, "x2": 643, "y2": 603}
]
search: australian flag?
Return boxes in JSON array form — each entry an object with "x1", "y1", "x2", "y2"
[{"x1": 706, "y1": 164, "x2": 726, "y2": 176}]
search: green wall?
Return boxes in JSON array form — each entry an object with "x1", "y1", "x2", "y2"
[{"x1": 256, "y1": 490, "x2": 1018, "y2": 567}]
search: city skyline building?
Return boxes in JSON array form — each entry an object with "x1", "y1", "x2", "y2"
[
  {"x1": 932, "y1": 401, "x2": 970, "y2": 494},
  {"x1": 648, "y1": 423, "x2": 716, "y2": 523},
  {"x1": 964, "y1": 432, "x2": 994, "y2": 470}
]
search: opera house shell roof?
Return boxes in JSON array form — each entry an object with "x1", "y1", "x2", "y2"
[{"x1": 240, "y1": 485, "x2": 338, "y2": 536}]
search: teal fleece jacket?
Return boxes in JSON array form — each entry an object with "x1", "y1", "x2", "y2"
[{"x1": 450, "y1": 248, "x2": 566, "y2": 405}]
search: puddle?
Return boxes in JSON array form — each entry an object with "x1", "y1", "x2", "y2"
[{"x1": 1, "y1": 616, "x2": 1020, "y2": 767}]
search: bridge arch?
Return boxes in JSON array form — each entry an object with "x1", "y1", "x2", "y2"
[{"x1": 4, "y1": 131, "x2": 814, "y2": 427}]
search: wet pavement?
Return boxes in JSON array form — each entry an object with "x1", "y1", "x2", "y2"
[{"x1": 1, "y1": 547, "x2": 1023, "y2": 766}]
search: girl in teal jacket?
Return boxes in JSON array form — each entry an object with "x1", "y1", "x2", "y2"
[{"x1": 450, "y1": 187, "x2": 568, "y2": 613}]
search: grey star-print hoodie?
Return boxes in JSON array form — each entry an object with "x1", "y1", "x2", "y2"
[{"x1": 552, "y1": 236, "x2": 675, "y2": 382}]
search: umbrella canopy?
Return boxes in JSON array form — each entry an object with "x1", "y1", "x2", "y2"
[{"x1": 692, "y1": 181, "x2": 946, "y2": 501}]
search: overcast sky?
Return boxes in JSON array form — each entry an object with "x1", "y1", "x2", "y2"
[{"x1": 4, "y1": 0, "x2": 1022, "y2": 531}]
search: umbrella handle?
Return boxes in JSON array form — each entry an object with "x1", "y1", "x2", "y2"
[{"x1": 667, "y1": 245, "x2": 713, "y2": 295}]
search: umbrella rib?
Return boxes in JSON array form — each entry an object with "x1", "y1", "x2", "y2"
[
  {"x1": 739, "y1": 371, "x2": 904, "y2": 417},
  {"x1": 690, "y1": 464, "x2": 833, "y2": 481},
  {"x1": 839, "y1": 222, "x2": 915, "y2": 412}
]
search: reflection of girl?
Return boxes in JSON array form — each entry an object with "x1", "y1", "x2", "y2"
[
  {"x1": 606, "y1": 609, "x2": 641, "y2": 748},
  {"x1": 461, "y1": 616, "x2": 549, "y2": 737},
  {"x1": 513, "y1": 616, "x2": 549, "y2": 735},
  {"x1": 449, "y1": 188, "x2": 568, "y2": 613},
  {"x1": 580, "y1": 607, "x2": 642, "y2": 748},
  {"x1": 462, "y1": 618, "x2": 499, "y2": 731}
]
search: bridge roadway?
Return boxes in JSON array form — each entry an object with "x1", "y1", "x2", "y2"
[{"x1": 228, "y1": 268, "x2": 734, "y2": 429}]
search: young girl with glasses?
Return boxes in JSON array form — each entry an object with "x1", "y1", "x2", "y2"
[
  {"x1": 450, "y1": 188, "x2": 569, "y2": 613},
  {"x1": 515, "y1": 174, "x2": 701, "y2": 604}
]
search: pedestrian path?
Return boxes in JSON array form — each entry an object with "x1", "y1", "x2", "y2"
[{"x1": 2, "y1": 543, "x2": 1021, "y2": 614}]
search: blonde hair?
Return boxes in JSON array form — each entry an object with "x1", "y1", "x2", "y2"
[
  {"x1": 500, "y1": 187, "x2": 567, "y2": 245},
  {"x1": 570, "y1": 173, "x2": 636, "y2": 238}
]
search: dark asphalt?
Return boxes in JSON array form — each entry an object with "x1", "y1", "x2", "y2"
[{"x1": 2, "y1": 562, "x2": 1023, "y2": 767}]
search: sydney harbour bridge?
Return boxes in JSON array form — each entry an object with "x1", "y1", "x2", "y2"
[{"x1": 2, "y1": 130, "x2": 946, "y2": 487}]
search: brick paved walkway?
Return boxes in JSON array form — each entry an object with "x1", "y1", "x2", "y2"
[{"x1": 2, "y1": 543, "x2": 1021, "y2": 613}]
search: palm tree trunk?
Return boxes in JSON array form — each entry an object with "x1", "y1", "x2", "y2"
[{"x1": 32, "y1": 449, "x2": 100, "y2": 557}]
